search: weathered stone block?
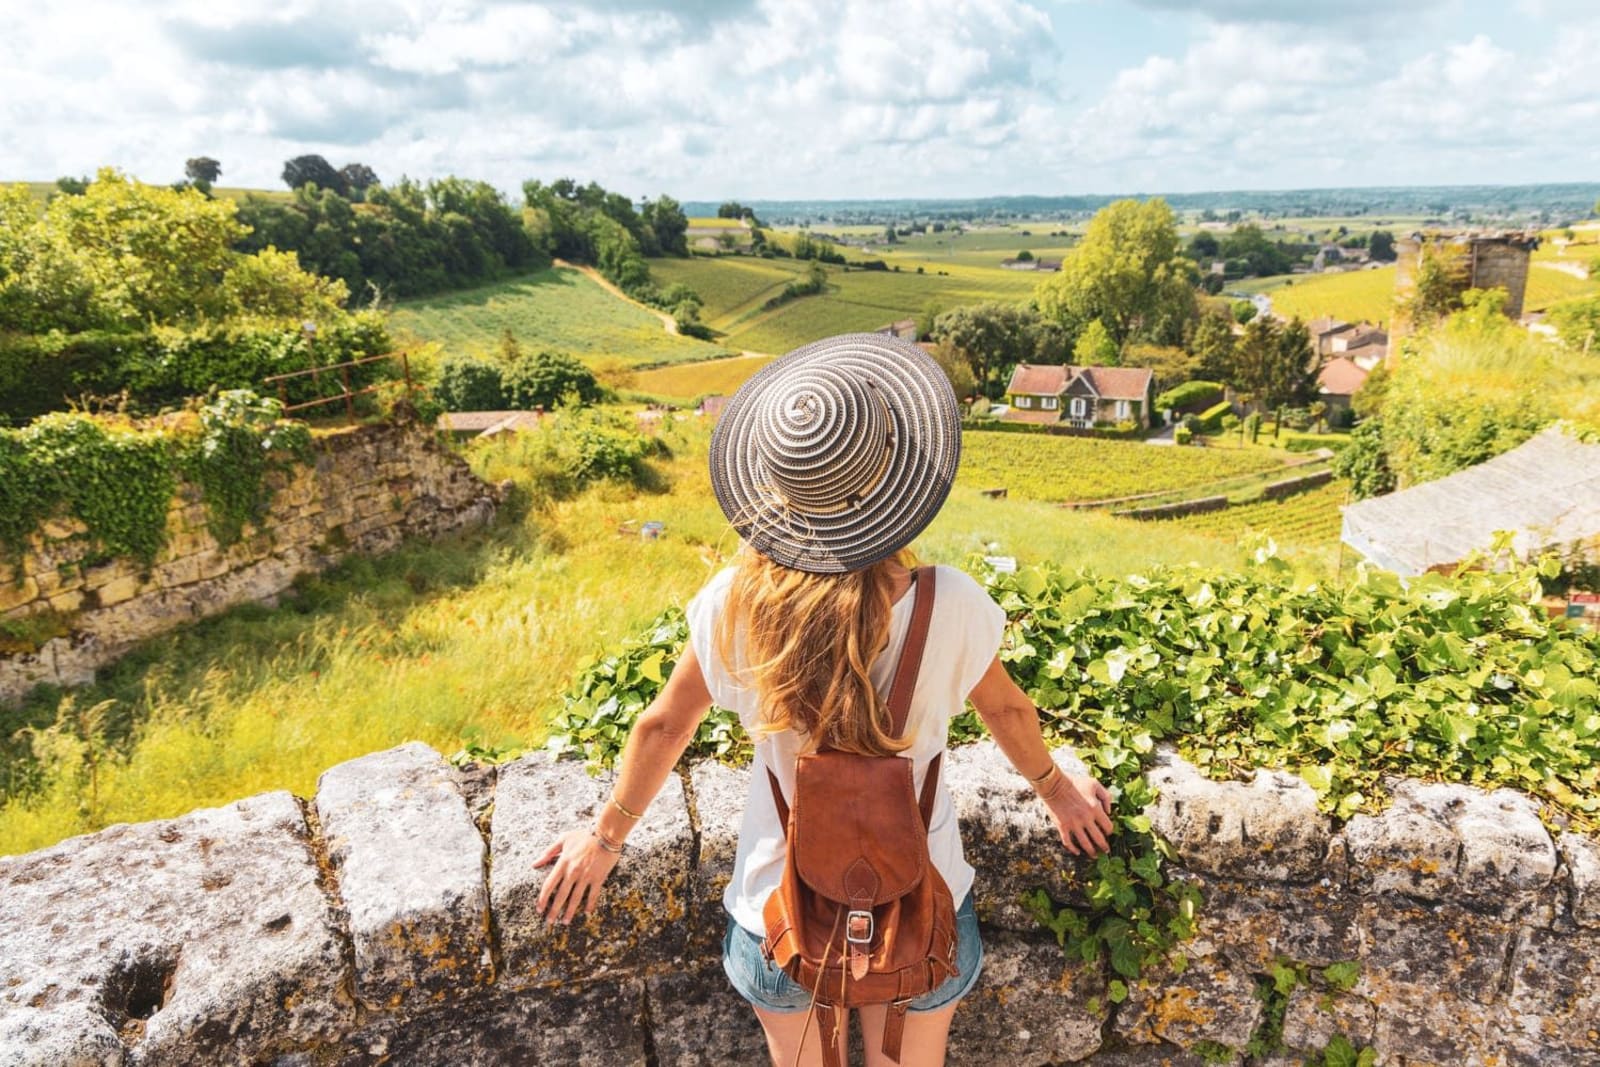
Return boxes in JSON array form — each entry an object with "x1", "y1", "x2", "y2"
[
  {"x1": 1559, "y1": 832, "x2": 1600, "y2": 929},
  {"x1": 647, "y1": 965, "x2": 768, "y2": 1066},
  {"x1": 0, "y1": 791, "x2": 351, "y2": 1066},
  {"x1": 1346, "y1": 781, "x2": 1557, "y2": 915},
  {"x1": 949, "y1": 929, "x2": 1106, "y2": 1063},
  {"x1": 1357, "y1": 897, "x2": 1512, "y2": 1005},
  {"x1": 1184, "y1": 876, "x2": 1360, "y2": 969},
  {"x1": 95, "y1": 573, "x2": 144, "y2": 608},
  {"x1": 315, "y1": 743, "x2": 493, "y2": 1011},
  {"x1": 0, "y1": 576, "x2": 39, "y2": 614},
  {"x1": 946, "y1": 742, "x2": 1093, "y2": 932},
  {"x1": 1281, "y1": 989, "x2": 1377, "y2": 1053},
  {"x1": 1117, "y1": 954, "x2": 1261, "y2": 1052},
  {"x1": 687, "y1": 760, "x2": 749, "y2": 962},
  {"x1": 491, "y1": 751, "x2": 693, "y2": 989},
  {"x1": 1503, "y1": 926, "x2": 1600, "y2": 1058},
  {"x1": 0, "y1": 1004, "x2": 125, "y2": 1067},
  {"x1": 338, "y1": 978, "x2": 648, "y2": 1067},
  {"x1": 1368, "y1": 991, "x2": 1499, "y2": 1067}
]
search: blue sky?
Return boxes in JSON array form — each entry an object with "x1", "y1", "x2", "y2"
[{"x1": 3, "y1": 1, "x2": 1597, "y2": 201}]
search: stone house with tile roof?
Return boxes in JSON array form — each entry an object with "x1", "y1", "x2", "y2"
[{"x1": 1003, "y1": 363, "x2": 1156, "y2": 429}]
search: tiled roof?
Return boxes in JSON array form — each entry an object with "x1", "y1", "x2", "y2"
[
  {"x1": 1307, "y1": 316, "x2": 1353, "y2": 338},
  {"x1": 1318, "y1": 357, "x2": 1369, "y2": 396},
  {"x1": 1007, "y1": 363, "x2": 1153, "y2": 400},
  {"x1": 1080, "y1": 366, "x2": 1153, "y2": 401},
  {"x1": 1007, "y1": 363, "x2": 1069, "y2": 395}
]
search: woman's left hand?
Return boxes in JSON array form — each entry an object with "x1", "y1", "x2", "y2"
[{"x1": 534, "y1": 828, "x2": 622, "y2": 924}]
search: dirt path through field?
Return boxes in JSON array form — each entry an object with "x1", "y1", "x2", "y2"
[{"x1": 554, "y1": 258, "x2": 680, "y2": 335}]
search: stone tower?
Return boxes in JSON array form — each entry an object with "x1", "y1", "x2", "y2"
[{"x1": 1390, "y1": 231, "x2": 1540, "y2": 355}]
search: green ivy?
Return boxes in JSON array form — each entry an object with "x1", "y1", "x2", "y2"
[
  {"x1": 0, "y1": 392, "x2": 313, "y2": 567},
  {"x1": 181, "y1": 390, "x2": 312, "y2": 546},
  {"x1": 546, "y1": 548, "x2": 1600, "y2": 982}
]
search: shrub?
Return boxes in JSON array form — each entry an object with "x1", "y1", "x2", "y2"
[
  {"x1": 1173, "y1": 424, "x2": 1193, "y2": 445},
  {"x1": 1155, "y1": 380, "x2": 1223, "y2": 414},
  {"x1": 502, "y1": 350, "x2": 602, "y2": 410},
  {"x1": 1194, "y1": 399, "x2": 1233, "y2": 432},
  {"x1": 435, "y1": 356, "x2": 506, "y2": 411}
]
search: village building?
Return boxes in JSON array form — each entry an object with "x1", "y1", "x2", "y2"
[
  {"x1": 1316, "y1": 357, "x2": 1369, "y2": 418},
  {"x1": 1002, "y1": 363, "x2": 1155, "y2": 429},
  {"x1": 875, "y1": 319, "x2": 919, "y2": 341}
]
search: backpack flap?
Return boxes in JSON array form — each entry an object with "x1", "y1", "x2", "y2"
[{"x1": 791, "y1": 751, "x2": 928, "y2": 906}]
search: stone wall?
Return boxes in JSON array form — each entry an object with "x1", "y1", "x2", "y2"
[
  {"x1": 2, "y1": 740, "x2": 1595, "y2": 1067},
  {"x1": 1391, "y1": 232, "x2": 1538, "y2": 351},
  {"x1": 0, "y1": 423, "x2": 499, "y2": 705}
]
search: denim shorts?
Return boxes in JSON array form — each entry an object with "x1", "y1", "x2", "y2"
[{"x1": 722, "y1": 893, "x2": 982, "y2": 1014}]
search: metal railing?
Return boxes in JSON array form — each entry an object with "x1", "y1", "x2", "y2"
[{"x1": 261, "y1": 350, "x2": 415, "y2": 418}]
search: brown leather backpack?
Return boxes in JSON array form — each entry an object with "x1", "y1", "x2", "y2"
[{"x1": 761, "y1": 567, "x2": 959, "y2": 1067}]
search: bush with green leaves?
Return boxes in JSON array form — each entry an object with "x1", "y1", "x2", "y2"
[
  {"x1": 548, "y1": 548, "x2": 1599, "y2": 981},
  {"x1": 1155, "y1": 380, "x2": 1223, "y2": 414},
  {"x1": 502, "y1": 350, "x2": 602, "y2": 410},
  {"x1": 435, "y1": 355, "x2": 507, "y2": 412}
]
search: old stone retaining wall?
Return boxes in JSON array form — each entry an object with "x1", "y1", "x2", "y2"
[
  {"x1": 0, "y1": 423, "x2": 499, "y2": 705},
  {"x1": 2, "y1": 740, "x2": 1595, "y2": 1067}
]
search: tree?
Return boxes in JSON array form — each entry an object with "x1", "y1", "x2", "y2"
[
  {"x1": 1403, "y1": 246, "x2": 1468, "y2": 327},
  {"x1": 1232, "y1": 300, "x2": 1257, "y2": 324},
  {"x1": 1035, "y1": 198, "x2": 1197, "y2": 349},
  {"x1": 1073, "y1": 318, "x2": 1119, "y2": 366},
  {"x1": 1187, "y1": 305, "x2": 1236, "y2": 384},
  {"x1": 1230, "y1": 316, "x2": 1320, "y2": 411},
  {"x1": 1188, "y1": 232, "x2": 1219, "y2": 259},
  {"x1": 185, "y1": 157, "x2": 222, "y2": 185},
  {"x1": 1219, "y1": 223, "x2": 1293, "y2": 276},
  {"x1": 337, "y1": 162, "x2": 379, "y2": 199},
  {"x1": 1369, "y1": 230, "x2": 1397, "y2": 262},
  {"x1": 503, "y1": 350, "x2": 601, "y2": 409},
  {"x1": 282, "y1": 154, "x2": 344, "y2": 193},
  {"x1": 641, "y1": 195, "x2": 688, "y2": 256},
  {"x1": 1015, "y1": 249, "x2": 1033, "y2": 262},
  {"x1": 54, "y1": 176, "x2": 89, "y2": 196},
  {"x1": 926, "y1": 339, "x2": 978, "y2": 402},
  {"x1": 930, "y1": 302, "x2": 1055, "y2": 396}
]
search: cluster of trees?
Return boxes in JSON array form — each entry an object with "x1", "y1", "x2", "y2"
[
  {"x1": 433, "y1": 333, "x2": 601, "y2": 412},
  {"x1": 281, "y1": 154, "x2": 382, "y2": 201},
  {"x1": 237, "y1": 176, "x2": 541, "y2": 301},
  {"x1": 522, "y1": 178, "x2": 687, "y2": 300},
  {"x1": 0, "y1": 170, "x2": 388, "y2": 420}
]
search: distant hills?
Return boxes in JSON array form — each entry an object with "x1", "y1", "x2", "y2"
[{"x1": 684, "y1": 183, "x2": 1600, "y2": 226}]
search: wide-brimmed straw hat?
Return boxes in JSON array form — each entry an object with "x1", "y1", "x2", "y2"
[{"x1": 709, "y1": 332, "x2": 961, "y2": 574}]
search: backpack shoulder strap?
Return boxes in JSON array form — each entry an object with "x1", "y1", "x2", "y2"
[{"x1": 885, "y1": 566, "x2": 936, "y2": 740}]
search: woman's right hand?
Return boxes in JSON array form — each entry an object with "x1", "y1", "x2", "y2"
[{"x1": 1043, "y1": 772, "x2": 1115, "y2": 856}]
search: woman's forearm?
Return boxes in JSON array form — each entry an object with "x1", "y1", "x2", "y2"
[
  {"x1": 977, "y1": 699, "x2": 1058, "y2": 783},
  {"x1": 594, "y1": 706, "x2": 698, "y2": 846}
]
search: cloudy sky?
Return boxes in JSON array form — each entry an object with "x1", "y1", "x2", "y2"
[{"x1": 3, "y1": 0, "x2": 1598, "y2": 201}]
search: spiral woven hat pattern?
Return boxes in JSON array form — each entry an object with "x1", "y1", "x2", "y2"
[{"x1": 709, "y1": 332, "x2": 961, "y2": 574}]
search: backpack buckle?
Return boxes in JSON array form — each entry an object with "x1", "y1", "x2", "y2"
[{"x1": 845, "y1": 910, "x2": 874, "y2": 945}]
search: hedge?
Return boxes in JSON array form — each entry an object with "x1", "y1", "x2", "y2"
[
  {"x1": 963, "y1": 419, "x2": 1146, "y2": 441},
  {"x1": 1193, "y1": 399, "x2": 1234, "y2": 433},
  {"x1": 1154, "y1": 380, "x2": 1223, "y2": 414}
]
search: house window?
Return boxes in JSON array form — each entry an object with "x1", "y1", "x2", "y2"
[
  {"x1": 1042, "y1": 397, "x2": 1058, "y2": 410},
  {"x1": 1115, "y1": 400, "x2": 1130, "y2": 420},
  {"x1": 1070, "y1": 397, "x2": 1087, "y2": 417},
  {"x1": 1016, "y1": 396, "x2": 1031, "y2": 409}
]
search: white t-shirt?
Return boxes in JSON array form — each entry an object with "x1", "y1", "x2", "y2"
[{"x1": 685, "y1": 563, "x2": 1008, "y2": 936}]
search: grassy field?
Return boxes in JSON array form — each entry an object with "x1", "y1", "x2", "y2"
[
  {"x1": 632, "y1": 353, "x2": 776, "y2": 403},
  {"x1": 388, "y1": 267, "x2": 729, "y2": 367},
  {"x1": 646, "y1": 254, "x2": 1042, "y2": 355},
  {"x1": 957, "y1": 431, "x2": 1288, "y2": 503},
  {"x1": 1238, "y1": 262, "x2": 1599, "y2": 326},
  {"x1": 0, "y1": 413, "x2": 1267, "y2": 855}
]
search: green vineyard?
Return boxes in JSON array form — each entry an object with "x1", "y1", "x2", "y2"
[
  {"x1": 1167, "y1": 479, "x2": 1350, "y2": 548},
  {"x1": 956, "y1": 432, "x2": 1288, "y2": 503}
]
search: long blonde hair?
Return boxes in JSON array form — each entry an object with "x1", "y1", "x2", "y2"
[{"x1": 716, "y1": 548, "x2": 917, "y2": 757}]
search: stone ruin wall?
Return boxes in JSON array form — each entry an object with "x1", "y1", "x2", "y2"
[
  {"x1": 0, "y1": 422, "x2": 500, "y2": 705},
  {"x1": 2, "y1": 740, "x2": 1596, "y2": 1067},
  {"x1": 1390, "y1": 233, "x2": 1538, "y2": 352}
]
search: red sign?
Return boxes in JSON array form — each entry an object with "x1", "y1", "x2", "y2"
[{"x1": 1572, "y1": 593, "x2": 1600, "y2": 604}]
